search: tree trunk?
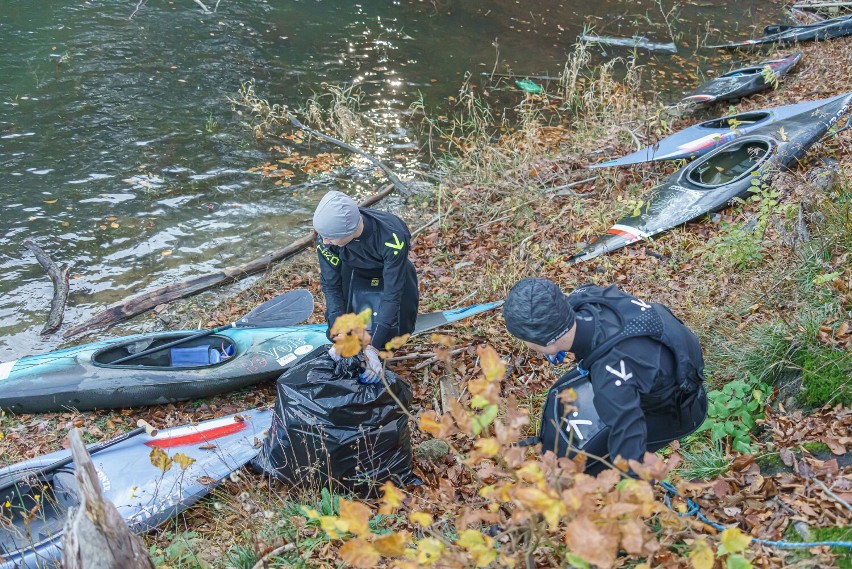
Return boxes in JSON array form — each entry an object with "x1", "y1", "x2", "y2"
[
  {"x1": 61, "y1": 428, "x2": 154, "y2": 569},
  {"x1": 24, "y1": 240, "x2": 70, "y2": 335}
]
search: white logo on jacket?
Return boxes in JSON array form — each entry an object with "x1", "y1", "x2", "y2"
[{"x1": 606, "y1": 360, "x2": 633, "y2": 387}]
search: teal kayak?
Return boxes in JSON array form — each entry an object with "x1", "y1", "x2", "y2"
[{"x1": 0, "y1": 301, "x2": 502, "y2": 413}]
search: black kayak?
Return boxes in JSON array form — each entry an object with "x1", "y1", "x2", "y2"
[
  {"x1": 683, "y1": 52, "x2": 802, "y2": 105},
  {"x1": 709, "y1": 14, "x2": 852, "y2": 48},
  {"x1": 567, "y1": 92, "x2": 852, "y2": 264},
  {"x1": 0, "y1": 301, "x2": 502, "y2": 413}
]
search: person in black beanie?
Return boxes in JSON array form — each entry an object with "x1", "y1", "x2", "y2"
[
  {"x1": 313, "y1": 190, "x2": 419, "y2": 384},
  {"x1": 503, "y1": 277, "x2": 708, "y2": 473}
]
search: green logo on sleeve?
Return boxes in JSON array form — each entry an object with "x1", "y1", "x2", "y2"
[
  {"x1": 317, "y1": 244, "x2": 340, "y2": 266},
  {"x1": 384, "y1": 232, "x2": 405, "y2": 255}
]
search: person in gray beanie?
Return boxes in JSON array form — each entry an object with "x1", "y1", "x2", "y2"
[
  {"x1": 504, "y1": 277, "x2": 707, "y2": 474},
  {"x1": 313, "y1": 190, "x2": 419, "y2": 383}
]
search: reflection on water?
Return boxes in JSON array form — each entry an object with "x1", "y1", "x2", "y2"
[{"x1": 0, "y1": 0, "x2": 773, "y2": 358}]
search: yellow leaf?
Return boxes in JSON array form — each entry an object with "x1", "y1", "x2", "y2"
[
  {"x1": 331, "y1": 310, "x2": 373, "y2": 337},
  {"x1": 338, "y1": 498, "x2": 372, "y2": 537},
  {"x1": 373, "y1": 531, "x2": 410, "y2": 557},
  {"x1": 384, "y1": 334, "x2": 410, "y2": 350},
  {"x1": 319, "y1": 515, "x2": 348, "y2": 539},
  {"x1": 474, "y1": 437, "x2": 500, "y2": 457},
  {"x1": 689, "y1": 539, "x2": 715, "y2": 569},
  {"x1": 409, "y1": 511, "x2": 433, "y2": 526},
  {"x1": 300, "y1": 506, "x2": 320, "y2": 519},
  {"x1": 721, "y1": 527, "x2": 751, "y2": 555},
  {"x1": 456, "y1": 529, "x2": 497, "y2": 567},
  {"x1": 339, "y1": 538, "x2": 381, "y2": 568},
  {"x1": 110, "y1": 222, "x2": 119, "y2": 228},
  {"x1": 44, "y1": 199, "x2": 58, "y2": 204},
  {"x1": 161, "y1": 249, "x2": 173, "y2": 257},
  {"x1": 379, "y1": 481, "x2": 404, "y2": 515},
  {"x1": 513, "y1": 487, "x2": 566, "y2": 529},
  {"x1": 172, "y1": 453, "x2": 196, "y2": 471},
  {"x1": 410, "y1": 537, "x2": 444, "y2": 566},
  {"x1": 149, "y1": 447, "x2": 172, "y2": 473},
  {"x1": 334, "y1": 334, "x2": 363, "y2": 358},
  {"x1": 419, "y1": 411, "x2": 444, "y2": 438},
  {"x1": 477, "y1": 345, "x2": 506, "y2": 382}
]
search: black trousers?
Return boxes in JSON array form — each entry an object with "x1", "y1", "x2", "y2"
[
  {"x1": 583, "y1": 386, "x2": 708, "y2": 475},
  {"x1": 341, "y1": 265, "x2": 419, "y2": 338}
]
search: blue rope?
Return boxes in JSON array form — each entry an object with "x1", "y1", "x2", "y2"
[{"x1": 659, "y1": 481, "x2": 852, "y2": 550}]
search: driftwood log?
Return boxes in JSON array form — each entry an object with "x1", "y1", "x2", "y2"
[
  {"x1": 61, "y1": 428, "x2": 154, "y2": 569},
  {"x1": 24, "y1": 240, "x2": 70, "y2": 335},
  {"x1": 64, "y1": 184, "x2": 396, "y2": 338}
]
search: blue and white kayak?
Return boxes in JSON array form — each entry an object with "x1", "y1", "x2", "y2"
[
  {"x1": 0, "y1": 301, "x2": 502, "y2": 413},
  {"x1": 569, "y1": 92, "x2": 852, "y2": 264},
  {"x1": 0, "y1": 410, "x2": 272, "y2": 569},
  {"x1": 589, "y1": 93, "x2": 843, "y2": 169}
]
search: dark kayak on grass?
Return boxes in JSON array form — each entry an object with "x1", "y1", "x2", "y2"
[
  {"x1": 0, "y1": 410, "x2": 271, "y2": 569},
  {"x1": 568, "y1": 92, "x2": 852, "y2": 264},
  {"x1": 708, "y1": 14, "x2": 852, "y2": 48},
  {"x1": 589, "y1": 93, "x2": 844, "y2": 169},
  {"x1": 682, "y1": 52, "x2": 801, "y2": 104},
  {"x1": 0, "y1": 301, "x2": 502, "y2": 413}
]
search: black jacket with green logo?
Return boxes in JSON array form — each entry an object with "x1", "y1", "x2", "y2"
[{"x1": 316, "y1": 208, "x2": 418, "y2": 349}]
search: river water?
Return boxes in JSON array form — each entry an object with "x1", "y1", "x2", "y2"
[{"x1": 0, "y1": 0, "x2": 779, "y2": 358}]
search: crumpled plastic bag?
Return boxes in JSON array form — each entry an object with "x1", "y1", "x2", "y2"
[{"x1": 251, "y1": 348, "x2": 415, "y2": 497}]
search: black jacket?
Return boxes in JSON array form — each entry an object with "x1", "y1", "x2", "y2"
[
  {"x1": 316, "y1": 208, "x2": 418, "y2": 349},
  {"x1": 568, "y1": 286, "x2": 697, "y2": 464}
]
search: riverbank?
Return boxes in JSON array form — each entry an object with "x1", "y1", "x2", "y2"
[{"x1": 3, "y1": 35, "x2": 852, "y2": 568}]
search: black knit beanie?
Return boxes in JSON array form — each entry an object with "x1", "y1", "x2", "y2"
[{"x1": 503, "y1": 278, "x2": 575, "y2": 346}]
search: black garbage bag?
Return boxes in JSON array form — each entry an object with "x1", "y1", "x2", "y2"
[{"x1": 251, "y1": 347, "x2": 415, "y2": 497}]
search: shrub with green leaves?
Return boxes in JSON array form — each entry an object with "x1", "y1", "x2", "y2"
[{"x1": 700, "y1": 376, "x2": 769, "y2": 454}]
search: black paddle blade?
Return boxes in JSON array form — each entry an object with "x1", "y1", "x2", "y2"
[{"x1": 236, "y1": 289, "x2": 315, "y2": 328}]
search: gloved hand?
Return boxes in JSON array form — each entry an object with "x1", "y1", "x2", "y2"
[
  {"x1": 328, "y1": 345, "x2": 342, "y2": 362},
  {"x1": 545, "y1": 351, "x2": 567, "y2": 365},
  {"x1": 359, "y1": 345, "x2": 383, "y2": 384}
]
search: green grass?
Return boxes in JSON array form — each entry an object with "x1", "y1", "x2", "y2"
[{"x1": 675, "y1": 440, "x2": 731, "y2": 481}]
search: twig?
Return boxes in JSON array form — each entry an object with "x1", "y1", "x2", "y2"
[
  {"x1": 386, "y1": 352, "x2": 433, "y2": 363},
  {"x1": 544, "y1": 176, "x2": 597, "y2": 192},
  {"x1": 287, "y1": 113, "x2": 412, "y2": 196},
  {"x1": 620, "y1": 126, "x2": 643, "y2": 151},
  {"x1": 413, "y1": 347, "x2": 466, "y2": 370},
  {"x1": 251, "y1": 543, "x2": 296, "y2": 569},
  {"x1": 412, "y1": 215, "x2": 440, "y2": 238},
  {"x1": 193, "y1": 0, "x2": 211, "y2": 12},
  {"x1": 812, "y1": 478, "x2": 852, "y2": 513},
  {"x1": 128, "y1": 0, "x2": 147, "y2": 19},
  {"x1": 24, "y1": 240, "x2": 70, "y2": 335}
]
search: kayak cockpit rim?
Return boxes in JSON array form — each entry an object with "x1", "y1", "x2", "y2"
[
  {"x1": 699, "y1": 111, "x2": 771, "y2": 129},
  {"x1": 685, "y1": 137, "x2": 774, "y2": 188},
  {"x1": 721, "y1": 66, "x2": 764, "y2": 78},
  {"x1": 0, "y1": 470, "x2": 77, "y2": 559},
  {"x1": 91, "y1": 333, "x2": 237, "y2": 369}
]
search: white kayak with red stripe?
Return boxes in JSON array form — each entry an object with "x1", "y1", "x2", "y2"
[{"x1": 0, "y1": 409, "x2": 271, "y2": 569}]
